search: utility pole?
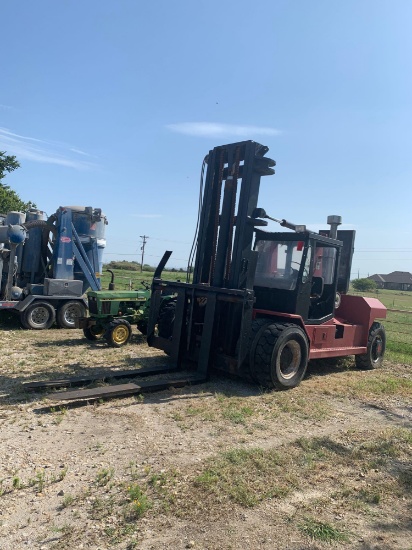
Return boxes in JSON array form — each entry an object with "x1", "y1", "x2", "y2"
[{"x1": 140, "y1": 235, "x2": 149, "y2": 272}]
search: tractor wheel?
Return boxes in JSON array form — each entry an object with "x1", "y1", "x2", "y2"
[
  {"x1": 83, "y1": 325, "x2": 105, "y2": 341},
  {"x1": 253, "y1": 323, "x2": 309, "y2": 390},
  {"x1": 355, "y1": 322, "x2": 386, "y2": 370},
  {"x1": 158, "y1": 300, "x2": 176, "y2": 339},
  {"x1": 21, "y1": 301, "x2": 56, "y2": 330},
  {"x1": 56, "y1": 301, "x2": 87, "y2": 329},
  {"x1": 104, "y1": 319, "x2": 132, "y2": 347}
]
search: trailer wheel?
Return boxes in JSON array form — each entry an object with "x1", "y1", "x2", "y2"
[
  {"x1": 355, "y1": 322, "x2": 386, "y2": 370},
  {"x1": 83, "y1": 325, "x2": 105, "y2": 341},
  {"x1": 56, "y1": 301, "x2": 87, "y2": 329},
  {"x1": 105, "y1": 319, "x2": 132, "y2": 347},
  {"x1": 21, "y1": 301, "x2": 56, "y2": 330},
  {"x1": 253, "y1": 323, "x2": 309, "y2": 390}
]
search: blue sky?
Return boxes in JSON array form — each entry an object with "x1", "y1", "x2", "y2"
[{"x1": 1, "y1": 0, "x2": 411, "y2": 277}]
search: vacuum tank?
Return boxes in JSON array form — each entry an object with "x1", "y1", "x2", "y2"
[{"x1": 56, "y1": 206, "x2": 108, "y2": 293}]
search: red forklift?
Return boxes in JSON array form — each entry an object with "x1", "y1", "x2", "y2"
[{"x1": 147, "y1": 140, "x2": 386, "y2": 390}]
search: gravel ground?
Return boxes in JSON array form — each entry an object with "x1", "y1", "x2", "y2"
[{"x1": 0, "y1": 323, "x2": 411, "y2": 549}]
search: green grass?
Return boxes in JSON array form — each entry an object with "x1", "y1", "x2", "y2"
[
  {"x1": 350, "y1": 288, "x2": 412, "y2": 364},
  {"x1": 351, "y1": 288, "x2": 412, "y2": 311},
  {"x1": 353, "y1": 375, "x2": 412, "y2": 396},
  {"x1": 100, "y1": 267, "x2": 188, "y2": 290},
  {"x1": 195, "y1": 447, "x2": 293, "y2": 507},
  {"x1": 299, "y1": 517, "x2": 350, "y2": 542}
]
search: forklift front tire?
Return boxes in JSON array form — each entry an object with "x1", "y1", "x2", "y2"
[
  {"x1": 105, "y1": 319, "x2": 132, "y2": 347},
  {"x1": 253, "y1": 323, "x2": 309, "y2": 390},
  {"x1": 355, "y1": 322, "x2": 386, "y2": 370},
  {"x1": 247, "y1": 318, "x2": 274, "y2": 381}
]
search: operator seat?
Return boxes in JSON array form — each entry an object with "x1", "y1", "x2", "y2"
[{"x1": 310, "y1": 276, "x2": 324, "y2": 300}]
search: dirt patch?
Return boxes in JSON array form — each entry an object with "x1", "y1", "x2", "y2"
[{"x1": 0, "y1": 324, "x2": 411, "y2": 549}]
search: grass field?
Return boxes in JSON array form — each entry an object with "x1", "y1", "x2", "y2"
[{"x1": 350, "y1": 288, "x2": 412, "y2": 364}]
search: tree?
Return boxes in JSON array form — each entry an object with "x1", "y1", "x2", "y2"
[
  {"x1": 351, "y1": 278, "x2": 377, "y2": 292},
  {"x1": 0, "y1": 151, "x2": 20, "y2": 182},
  {"x1": 0, "y1": 152, "x2": 36, "y2": 213}
]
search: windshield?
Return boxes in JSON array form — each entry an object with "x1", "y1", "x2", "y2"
[{"x1": 254, "y1": 240, "x2": 305, "y2": 290}]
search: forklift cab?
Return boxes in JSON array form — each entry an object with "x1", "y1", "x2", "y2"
[{"x1": 253, "y1": 229, "x2": 343, "y2": 323}]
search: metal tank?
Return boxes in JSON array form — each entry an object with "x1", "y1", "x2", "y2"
[
  {"x1": 57, "y1": 206, "x2": 107, "y2": 292},
  {"x1": 0, "y1": 213, "x2": 27, "y2": 300},
  {"x1": 5, "y1": 211, "x2": 26, "y2": 226},
  {"x1": 19, "y1": 209, "x2": 46, "y2": 285}
]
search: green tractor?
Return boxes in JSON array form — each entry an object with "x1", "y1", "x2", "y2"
[
  {"x1": 77, "y1": 273, "x2": 176, "y2": 347},
  {"x1": 77, "y1": 273, "x2": 152, "y2": 347}
]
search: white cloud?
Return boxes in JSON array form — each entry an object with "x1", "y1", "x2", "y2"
[
  {"x1": 69, "y1": 147, "x2": 93, "y2": 157},
  {"x1": 0, "y1": 127, "x2": 96, "y2": 170},
  {"x1": 132, "y1": 214, "x2": 163, "y2": 218},
  {"x1": 166, "y1": 122, "x2": 281, "y2": 139}
]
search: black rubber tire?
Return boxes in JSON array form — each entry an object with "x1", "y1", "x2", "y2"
[
  {"x1": 158, "y1": 300, "x2": 176, "y2": 339},
  {"x1": 253, "y1": 323, "x2": 309, "y2": 390},
  {"x1": 21, "y1": 301, "x2": 56, "y2": 330},
  {"x1": 56, "y1": 301, "x2": 87, "y2": 329},
  {"x1": 246, "y1": 318, "x2": 274, "y2": 381},
  {"x1": 136, "y1": 321, "x2": 148, "y2": 335},
  {"x1": 83, "y1": 325, "x2": 105, "y2": 341},
  {"x1": 355, "y1": 322, "x2": 386, "y2": 370},
  {"x1": 104, "y1": 319, "x2": 132, "y2": 347}
]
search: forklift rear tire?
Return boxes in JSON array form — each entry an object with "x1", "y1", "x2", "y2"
[
  {"x1": 21, "y1": 301, "x2": 56, "y2": 330},
  {"x1": 104, "y1": 319, "x2": 132, "y2": 347},
  {"x1": 355, "y1": 322, "x2": 386, "y2": 370},
  {"x1": 56, "y1": 301, "x2": 87, "y2": 329},
  {"x1": 253, "y1": 323, "x2": 309, "y2": 390},
  {"x1": 83, "y1": 325, "x2": 105, "y2": 341}
]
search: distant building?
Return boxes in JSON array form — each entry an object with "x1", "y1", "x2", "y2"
[{"x1": 368, "y1": 271, "x2": 412, "y2": 291}]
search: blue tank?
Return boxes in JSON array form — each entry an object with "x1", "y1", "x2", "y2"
[{"x1": 56, "y1": 206, "x2": 107, "y2": 292}]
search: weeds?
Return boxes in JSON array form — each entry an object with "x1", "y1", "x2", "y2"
[
  {"x1": 62, "y1": 494, "x2": 74, "y2": 508},
  {"x1": 126, "y1": 484, "x2": 150, "y2": 518},
  {"x1": 96, "y1": 467, "x2": 114, "y2": 486},
  {"x1": 12, "y1": 476, "x2": 22, "y2": 489},
  {"x1": 29, "y1": 470, "x2": 46, "y2": 493},
  {"x1": 196, "y1": 447, "x2": 291, "y2": 507},
  {"x1": 299, "y1": 517, "x2": 350, "y2": 542}
]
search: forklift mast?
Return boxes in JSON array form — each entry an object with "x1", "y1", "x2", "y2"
[
  {"x1": 193, "y1": 141, "x2": 275, "y2": 290},
  {"x1": 148, "y1": 141, "x2": 275, "y2": 373}
]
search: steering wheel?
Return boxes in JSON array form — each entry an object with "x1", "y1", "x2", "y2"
[{"x1": 290, "y1": 261, "x2": 309, "y2": 281}]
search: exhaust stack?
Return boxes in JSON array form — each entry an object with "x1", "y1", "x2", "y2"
[{"x1": 327, "y1": 215, "x2": 342, "y2": 239}]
